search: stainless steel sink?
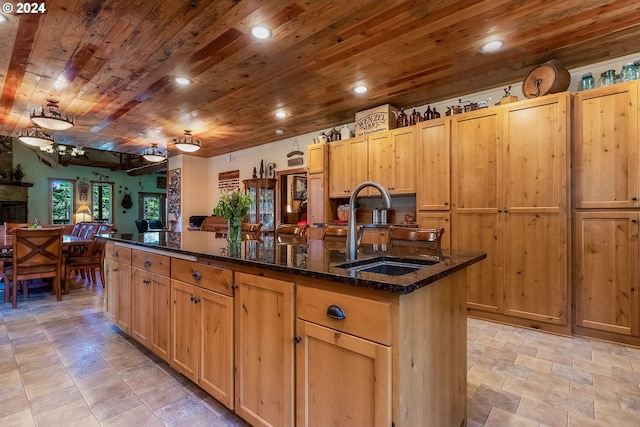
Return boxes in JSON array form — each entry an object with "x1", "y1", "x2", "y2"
[{"x1": 334, "y1": 256, "x2": 437, "y2": 276}]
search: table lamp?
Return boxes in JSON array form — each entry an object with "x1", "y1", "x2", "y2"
[{"x1": 76, "y1": 205, "x2": 92, "y2": 223}]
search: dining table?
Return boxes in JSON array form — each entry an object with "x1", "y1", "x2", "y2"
[
  {"x1": 0, "y1": 233, "x2": 93, "y2": 250},
  {"x1": 1, "y1": 233, "x2": 94, "y2": 304}
]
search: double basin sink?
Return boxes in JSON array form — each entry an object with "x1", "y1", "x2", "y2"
[{"x1": 335, "y1": 256, "x2": 438, "y2": 276}]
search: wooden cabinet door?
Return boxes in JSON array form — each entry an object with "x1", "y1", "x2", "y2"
[
  {"x1": 170, "y1": 279, "x2": 198, "y2": 383},
  {"x1": 575, "y1": 212, "x2": 639, "y2": 336},
  {"x1": 110, "y1": 261, "x2": 131, "y2": 334},
  {"x1": 453, "y1": 212, "x2": 502, "y2": 313},
  {"x1": 574, "y1": 82, "x2": 639, "y2": 208},
  {"x1": 348, "y1": 136, "x2": 369, "y2": 192},
  {"x1": 131, "y1": 267, "x2": 152, "y2": 348},
  {"x1": 451, "y1": 109, "x2": 501, "y2": 212},
  {"x1": 452, "y1": 109, "x2": 502, "y2": 313},
  {"x1": 307, "y1": 143, "x2": 326, "y2": 174},
  {"x1": 502, "y1": 94, "x2": 570, "y2": 326},
  {"x1": 417, "y1": 118, "x2": 450, "y2": 211},
  {"x1": 295, "y1": 320, "x2": 391, "y2": 427},
  {"x1": 104, "y1": 258, "x2": 119, "y2": 323},
  {"x1": 235, "y1": 272, "x2": 295, "y2": 427},
  {"x1": 198, "y1": 286, "x2": 234, "y2": 409},
  {"x1": 131, "y1": 268, "x2": 171, "y2": 362},
  {"x1": 328, "y1": 140, "x2": 348, "y2": 198},
  {"x1": 150, "y1": 273, "x2": 171, "y2": 362},
  {"x1": 307, "y1": 173, "x2": 327, "y2": 225},
  {"x1": 390, "y1": 126, "x2": 416, "y2": 194},
  {"x1": 368, "y1": 131, "x2": 393, "y2": 191}
]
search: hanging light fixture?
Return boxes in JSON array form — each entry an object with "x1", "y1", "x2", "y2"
[
  {"x1": 39, "y1": 144, "x2": 86, "y2": 165},
  {"x1": 30, "y1": 99, "x2": 75, "y2": 130},
  {"x1": 142, "y1": 144, "x2": 167, "y2": 162},
  {"x1": 17, "y1": 126, "x2": 55, "y2": 147},
  {"x1": 174, "y1": 129, "x2": 201, "y2": 152}
]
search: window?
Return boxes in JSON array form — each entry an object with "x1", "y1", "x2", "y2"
[
  {"x1": 49, "y1": 179, "x2": 75, "y2": 224},
  {"x1": 139, "y1": 192, "x2": 166, "y2": 224},
  {"x1": 92, "y1": 182, "x2": 113, "y2": 223}
]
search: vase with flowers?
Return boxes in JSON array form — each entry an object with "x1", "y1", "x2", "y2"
[{"x1": 213, "y1": 189, "x2": 254, "y2": 243}]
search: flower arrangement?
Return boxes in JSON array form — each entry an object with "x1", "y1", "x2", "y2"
[{"x1": 213, "y1": 189, "x2": 254, "y2": 242}]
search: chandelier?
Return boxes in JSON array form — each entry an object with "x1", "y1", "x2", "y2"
[
  {"x1": 30, "y1": 99, "x2": 75, "y2": 130},
  {"x1": 142, "y1": 144, "x2": 167, "y2": 162},
  {"x1": 17, "y1": 126, "x2": 55, "y2": 147},
  {"x1": 174, "y1": 129, "x2": 201, "y2": 152},
  {"x1": 39, "y1": 144, "x2": 84, "y2": 156}
]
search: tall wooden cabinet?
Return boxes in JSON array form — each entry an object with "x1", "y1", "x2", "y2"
[
  {"x1": 451, "y1": 107, "x2": 503, "y2": 314},
  {"x1": 452, "y1": 93, "x2": 570, "y2": 331},
  {"x1": 416, "y1": 118, "x2": 451, "y2": 249},
  {"x1": 234, "y1": 272, "x2": 295, "y2": 427},
  {"x1": 573, "y1": 81, "x2": 640, "y2": 339},
  {"x1": 244, "y1": 178, "x2": 277, "y2": 231}
]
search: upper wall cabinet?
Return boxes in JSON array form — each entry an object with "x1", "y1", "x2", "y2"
[
  {"x1": 307, "y1": 143, "x2": 327, "y2": 174},
  {"x1": 328, "y1": 136, "x2": 368, "y2": 198},
  {"x1": 574, "y1": 81, "x2": 639, "y2": 209},
  {"x1": 368, "y1": 127, "x2": 416, "y2": 195}
]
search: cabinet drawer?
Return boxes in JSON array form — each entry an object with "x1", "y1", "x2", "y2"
[
  {"x1": 105, "y1": 244, "x2": 131, "y2": 264},
  {"x1": 132, "y1": 250, "x2": 170, "y2": 276},
  {"x1": 297, "y1": 285, "x2": 391, "y2": 345},
  {"x1": 171, "y1": 258, "x2": 233, "y2": 297}
]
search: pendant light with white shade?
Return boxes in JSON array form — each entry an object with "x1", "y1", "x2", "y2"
[
  {"x1": 174, "y1": 130, "x2": 201, "y2": 152},
  {"x1": 142, "y1": 144, "x2": 167, "y2": 163}
]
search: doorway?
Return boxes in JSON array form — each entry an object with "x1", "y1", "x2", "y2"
[{"x1": 276, "y1": 168, "x2": 307, "y2": 225}]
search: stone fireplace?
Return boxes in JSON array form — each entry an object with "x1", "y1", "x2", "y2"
[
  {"x1": 0, "y1": 183, "x2": 31, "y2": 223},
  {"x1": 0, "y1": 138, "x2": 31, "y2": 223}
]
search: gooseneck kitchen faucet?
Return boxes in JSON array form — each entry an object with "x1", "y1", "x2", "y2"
[{"x1": 347, "y1": 181, "x2": 392, "y2": 261}]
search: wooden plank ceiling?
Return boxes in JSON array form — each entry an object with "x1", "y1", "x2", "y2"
[{"x1": 1, "y1": 0, "x2": 640, "y2": 160}]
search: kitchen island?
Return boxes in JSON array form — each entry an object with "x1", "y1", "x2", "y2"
[{"x1": 103, "y1": 231, "x2": 485, "y2": 427}]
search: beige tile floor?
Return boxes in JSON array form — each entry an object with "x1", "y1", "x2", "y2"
[{"x1": 2, "y1": 278, "x2": 640, "y2": 427}]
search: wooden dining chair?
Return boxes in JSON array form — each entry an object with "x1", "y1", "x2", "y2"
[
  {"x1": 70, "y1": 223, "x2": 83, "y2": 236},
  {"x1": 64, "y1": 235, "x2": 107, "y2": 293},
  {"x1": 200, "y1": 215, "x2": 228, "y2": 233},
  {"x1": 5, "y1": 222, "x2": 30, "y2": 234},
  {"x1": 275, "y1": 223, "x2": 308, "y2": 245},
  {"x1": 242, "y1": 222, "x2": 263, "y2": 233},
  {"x1": 3, "y1": 227, "x2": 64, "y2": 308},
  {"x1": 321, "y1": 224, "x2": 364, "y2": 250},
  {"x1": 386, "y1": 226, "x2": 445, "y2": 249}
]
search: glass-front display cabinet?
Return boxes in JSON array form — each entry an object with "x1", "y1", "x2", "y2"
[{"x1": 243, "y1": 178, "x2": 277, "y2": 231}]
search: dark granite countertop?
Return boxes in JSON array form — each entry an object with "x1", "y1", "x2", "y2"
[{"x1": 104, "y1": 232, "x2": 485, "y2": 295}]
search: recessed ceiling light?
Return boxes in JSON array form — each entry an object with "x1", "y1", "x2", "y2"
[
  {"x1": 481, "y1": 40, "x2": 503, "y2": 53},
  {"x1": 275, "y1": 129, "x2": 284, "y2": 135},
  {"x1": 251, "y1": 26, "x2": 272, "y2": 39},
  {"x1": 275, "y1": 111, "x2": 287, "y2": 118},
  {"x1": 354, "y1": 85, "x2": 368, "y2": 94},
  {"x1": 175, "y1": 77, "x2": 191, "y2": 85}
]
